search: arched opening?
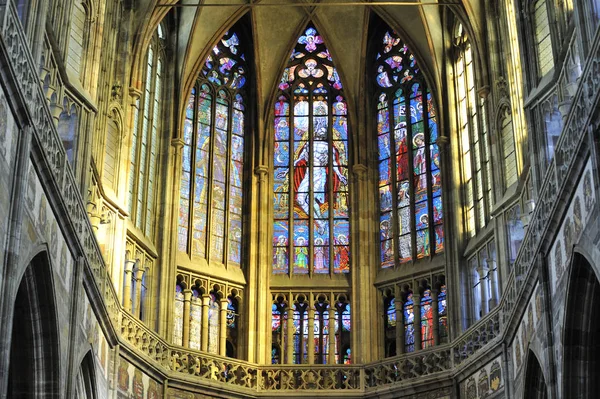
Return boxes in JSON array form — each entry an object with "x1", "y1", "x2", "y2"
[
  {"x1": 8, "y1": 253, "x2": 60, "y2": 398},
  {"x1": 523, "y1": 350, "x2": 547, "y2": 399},
  {"x1": 563, "y1": 253, "x2": 600, "y2": 397},
  {"x1": 75, "y1": 351, "x2": 97, "y2": 399}
]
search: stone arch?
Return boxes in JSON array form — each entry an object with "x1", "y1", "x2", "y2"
[
  {"x1": 8, "y1": 250, "x2": 60, "y2": 398},
  {"x1": 562, "y1": 251, "x2": 600, "y2": 398},
  {"x1": 74, "y1": 350, "x2": 97, "y2": 399},
  {"x1": 523, "y1": 349, "x2": 547, "y2": 399}
]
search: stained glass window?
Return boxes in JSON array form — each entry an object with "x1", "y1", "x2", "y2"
[
  {"x1": 438, "y1": 285, "x2": 448, "y2": 343},
  {"x1": 178, "y1": 31, "x2": 247, "y2": 267},
  {"x1": 190, "y1": 288, "x2": 202, "y2": 350},
  {"x1": 272, "y1": 295, "x2": 350, "y2": 364},
  {"x1": 273, "y1": 24, "x2": 350, "y2": 276},
  {"x1": 271, "y1": 302, "x2": 286, "y2": 364},
  {"x1": 128, "y1": 26, "x2": 164, "y2": 238},
  {"x1": 208, "y1": 293, "x2": 220, "y2": 354},
  {"x1": 384, "y1": 296, "x2": 397, "y2": 357},
  {"x1": 376, "y1": 30, "x2": 443, "y2": 268},
  {"x1": 404, "y1": 292, "x2": 415, "y2": 352},
  {"x1": 420, "y1": 289, "x2": 434, "y2": 349},
  {"x1": 454, "y1": 24, "x2": 493, "y2": 237}
]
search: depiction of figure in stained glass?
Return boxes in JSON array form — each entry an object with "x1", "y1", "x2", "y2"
[
  {"x1": 295, "y1": 237, "x2": 308, "y2": 269},
  {"x1": 413, "y1": 134, "x2": 427, "y2": 190},
  {"x1": 421, "y1": 290, "x2": 433, "y2": 348},
  {"x1": 274, "y1": 236, "x2": 288, "y2": 271},
  {"x1": 314, "y1": 238, "x2": 327, "y2": 271},
  {"x1": 404, "y1": 293, "x2": 415, "y2": 352},
  {"x1": 335, "y1": 236, "x2": 350, "y2": 272},
  {"x1": 277, "y1": 130, "x2": 348, "y2": 235}
]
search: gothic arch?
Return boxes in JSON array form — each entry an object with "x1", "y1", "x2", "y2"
[
  {"x1": 179, "y1": 10, "x2": 251, "y2": 134},
  {"x1": 523, "y1": 349, "x2": 548, "y2": 399},
  {"x1": 8, "y1": 250, "x2": 60, "y2": 398},
  {"x1": 562, "y1": 251, "x2": 600, "y2": 398},
  {"x1": 74, "y1": 350, "x2": 97, "y2": 399}
]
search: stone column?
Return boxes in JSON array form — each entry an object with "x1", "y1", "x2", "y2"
[
  {"x1": 123, "y1": 259, "x2": 136, "y2": 312},
  {"x1": 488, "y1": 260, "x2": 499, "y2": 308},
  {"x1": 477, "y1": 266, "x2": 490, "y2": 316},
  {"x1": 182, "y1": 289, "x2": 192, "y2": 348},
  {"x1": 201, "y1": 295, "x2": 210, "y2": 352},
  {"x1": 219, "y1": 298, "x2": 229, "y2": 356},
  {"x1": 395, "y1": 295, "x2": 404, "y2": 355},
  {"x1": 432, "y1": 289, "x2": 440, "y2": 346},
  {"x1": 133, "y1": 266, "x2": 146, "y2": 318},
  {"x1": 307, "y1": 304, "x2": 315, "y2": 364},
  {"x1": 328, "y1": 306, "x2": 336, "y2": 364},
  {"x1": 412, "y1": 293, "x2": 421, "y2": 351},
  {"x1": 286, "y1": 305, "x2": 295, "y2": 364}
]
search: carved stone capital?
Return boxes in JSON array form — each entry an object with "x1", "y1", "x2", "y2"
[
  {"x1": 436, "y1": 136, "x2": 450, "y2": 147},
  {"x1": 171, "y1": 138, "x2": 184, "y2": 150},
  {"x1": 352, "y1": 163, "x2": 368, "y2": 180},
  {"x1": 254, "y1": 165, "x2": 269, "y2": 181},
  {"x1": 477, "y1": 85, "x2": 490, "y2": 99}
]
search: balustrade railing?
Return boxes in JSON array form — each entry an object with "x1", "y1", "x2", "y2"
[{"x1": 2, "y1": 0, "x2": 600, "y2": 393}]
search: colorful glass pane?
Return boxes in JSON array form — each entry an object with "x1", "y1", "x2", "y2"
[
  {"x1": 404, "y1": 293, "x2": 415, "y2": 352},
  {"x1": 181, "y1": 31, "x2": 246, "y2": 265},
  {"x1": 421, "y1": 290, "x2": 434, "y2": 349},
  {"x1": 208, "y1": 294, "x2": 219, "y2": 353},
  {"x1": 387, "y1": 298, "x2": 396, "y2": 328},
  {"x1": 377, "y1": 29, "x2": 443, "y2": 267},
  {"x1": 438, "y1": 285, "x2": 448, "y2": 343},
  {"x1": 273, "y1": 24, "x2": 349, "y2": 275}
]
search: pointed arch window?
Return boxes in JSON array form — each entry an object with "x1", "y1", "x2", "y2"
[
  {"x1": 376, "y1": 30, "x2": 443, "y2": 268},
  {"x1": 273, "y1": 25, "x2": 350, "y2": 276},
  {"x1": 128, "y1": 25, "x2": 165, "y2": 238},
  {"x1": 453, "y1": 24, "x2": 493, "y2": 237},
  {"x1": 178, "y1": 31, "x2": 247, "y2": 266}
]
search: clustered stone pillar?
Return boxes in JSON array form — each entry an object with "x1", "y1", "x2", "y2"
[
  {"x1": 182, "y1": 289, "x2": 192, "y2": 347},
  {"x1": 477, "y1": 265, "x2": 490, "y2": 316},
  {"x1": 432, "y1": 288, "x2": 440, "y2": 346},
  {"x1": 133, "y1": 265, "x2": 147, "y2": 318},
  {"x1": 219, "y1": 298, "x2": 229, "y2": 356},
  {"x1": 286, "y1": 305, "x2": 295, "y2": 364},
  {"x1": 201, "y1": 295, "x2": 210, "y2": 352},
  {"x1": 413, "y1": 292, "x2": 422, "y2": 351},
  {"x1": 395, "y1": 294, "x2": 404, "y2": 355},
  {"x1": 328, "y1": 306, "x2": 336, "y2": 364},
  {"x1": 123, "y1": 258, "x2": 136, "y2": 312},
  {"x1": 307, "y1": 303, "x2": 315, "y2": 364}
]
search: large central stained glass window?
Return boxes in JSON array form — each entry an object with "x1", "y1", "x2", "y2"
[
  {"x1": 178, "y1": 31, "x2": 246, "y2": 266},
  {"x1": 376, "y1": 30, "x2": 443, "y2": 268},
  {"x1": 273, "y1": 25, "x2": 350, "y2": 275}
]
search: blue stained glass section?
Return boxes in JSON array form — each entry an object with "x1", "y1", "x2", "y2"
[
  {"x1": 404, "y1": 293, "x2": 415, "y2": 352},
  {"x1": 275, "y1": 117, "x2": 290, "y2": 141},
  {"x1": 274, "y1": 142, "x2": 289, "y2": 166},
  {"x1": 333, "y1": 116, "x2": 347, "y2": 141}
]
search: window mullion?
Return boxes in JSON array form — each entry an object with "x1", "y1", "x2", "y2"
[
  {"x1": 388, "y1": 90, "x2": 400, "y2": 269},
  {"x1": 142, "y1": 47, "x2": 159, "y2": 234},
  {"x1": 205, "y1": 89, "x2": 218, "y2": 261},
  {"x1": 407, "y1": 92, "x2": 416, "y2": 261},
  {"x1": 223, "y1": 97, "x2": 234, "y2": 267},
  {"x1": 289, "y1": 93, "x2": 295, "y2": 279},
  {"x1": 423, "y1": 86, "x2": 435, "y2": 259},
  {"x1": 328, "y1": 91, "x2": 334, "y2": 278},
  {"x1": 308, "y1": 89, "x2": 314, "y2": 278},
  {"x1": 465, "y1": 58, "x2": 480, "y2": 235}
]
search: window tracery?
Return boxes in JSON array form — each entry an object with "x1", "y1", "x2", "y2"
[
  {"x1": 178, "y1": 30, "x2": 247, "y2": 266},
  {"x1": 273, "y1": 25, "x2": 350, "y2": 276},
  {"x1": 453, "y1": 24, "x2": 493, "y2": 236},
  {"x1": 271, "y1": 293, "x2": 351, "y2": 365},
  {"x1": 375, "y1": 29, "x2": 443, "y2": 268},
  {"x1": 128, "y1": 25, "x2": 165, "y2": 238}
]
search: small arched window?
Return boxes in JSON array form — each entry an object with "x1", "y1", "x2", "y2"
[
  {"x1": 67, "y1": 0, "x2": 92, "y2": 81},
  {"x1": 128, "y1": 25, "x2": 165, "y2": 238},
  {"x1": 453, "y1": 24, "x2": 493, "y2": 236},
  {"x1": 499, "y1": 108, "x2": 518, "y2": 189},
  {"x1": 375, "y1": 30, "x2": 443, "y2": 267},
  {"x1": 272, "y1": 24, "x2": 350, "y2": 276},
  {"x1": 178, "y1": 30, "x2": 247, "y2": 267},
  {"x1": 532, "y1": 0, "x2": 554, "y2": 79}
]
